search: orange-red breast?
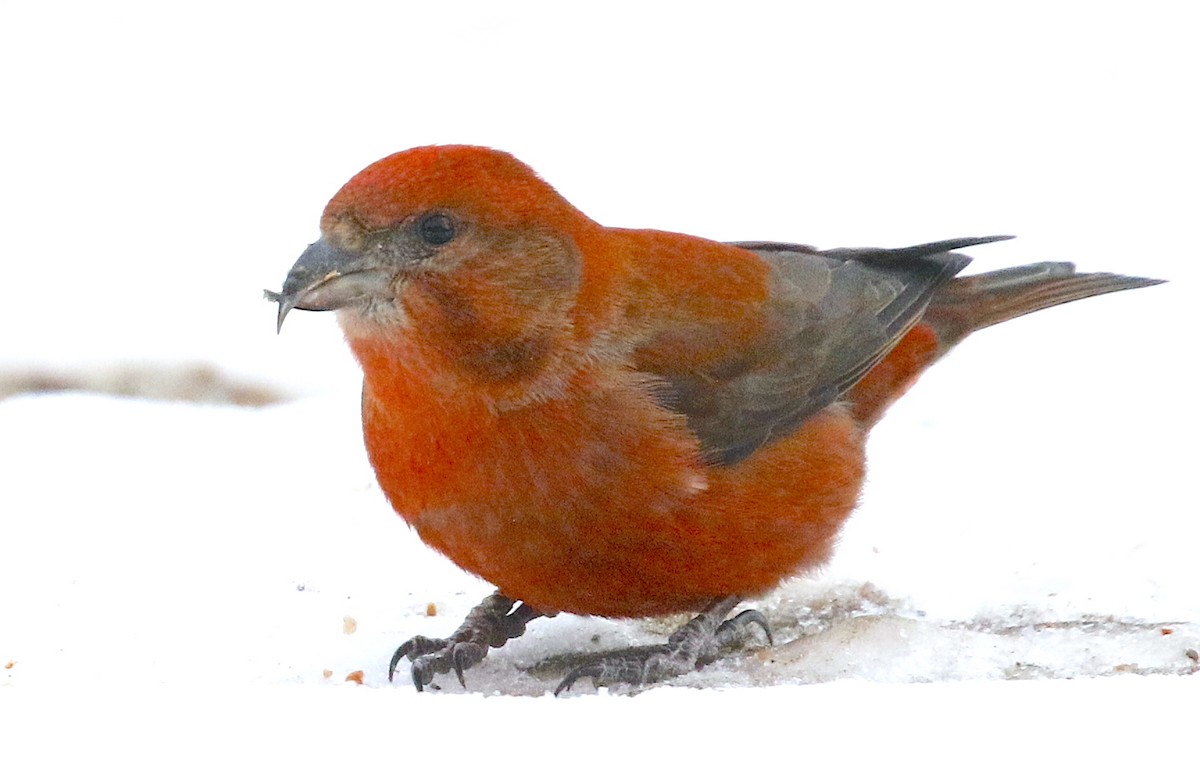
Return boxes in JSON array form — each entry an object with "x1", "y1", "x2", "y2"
[{"x1": 268, "y1": 145, "x2": 1162, "y2": 691}]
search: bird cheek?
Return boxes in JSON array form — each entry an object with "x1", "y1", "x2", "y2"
[
  {"x1": 333, "y1": 276, "x2": 414, "y2": 336},
  {"x1": 336, "y1": 304, "x2": 410, "y2": 339}
]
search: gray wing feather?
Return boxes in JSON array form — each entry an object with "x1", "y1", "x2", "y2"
[{"x1": 659, "y1": 236, "x2": 1010, "y2": 465}]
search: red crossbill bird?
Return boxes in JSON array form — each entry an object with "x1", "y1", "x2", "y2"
[{"x1": 267, "y1": 145, "x2": 1162, "y2": 693}]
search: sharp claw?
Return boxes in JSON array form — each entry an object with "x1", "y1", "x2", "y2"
[
  {"x1": 555, "y1": 665, "x2": 597, "y2": 696},
  {"x1": 452, "y1": 645, "x2": 469, "y2": 688},
  {"x1": 388, "y1": 642, "x2": 410, "y2": 682},
  {"x1": 713, "y1": 609, "x2": 773, "y2": 652},
  {"x1": 758, "y1": 619, "x2": 775, "y2": 647},
  {"x1": 723, "y1": 609, "x2": 773, "y2": 645},
  {"x1": 384, "y1": 593, "x2": 545, "y2": 692}
]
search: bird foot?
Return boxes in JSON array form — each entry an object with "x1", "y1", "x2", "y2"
[
  {"x1": 555, "y1": 596, "x2": 772, "y2": 695},
  {"x1": 389, "y1": 592, "x2": 542, "y2": 691}
]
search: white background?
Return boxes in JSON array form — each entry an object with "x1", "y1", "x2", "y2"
[{"x1": 2, "y1": 2, "x2": 1196, "y2": 773}]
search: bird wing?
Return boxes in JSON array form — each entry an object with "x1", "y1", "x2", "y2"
[{"x1": 641, "y1": 236, "x2": 1009, "y2": 465}]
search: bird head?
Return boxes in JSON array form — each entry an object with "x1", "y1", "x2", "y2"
[
  {"x1": 267, "y1": 146, "x2": 627, "y2": 402},
  {"x1": 267, "y1": 145, "x2": 593, "y2": 334}
]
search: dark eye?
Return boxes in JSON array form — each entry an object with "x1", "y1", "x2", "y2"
[{"x1": 418, "y1": 213, "x2": 456, "y2": 245}]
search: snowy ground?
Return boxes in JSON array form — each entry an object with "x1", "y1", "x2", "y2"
[
  {"x1": 3, "y1": 1, "x2": 1197, "y2": 773},
  {"x1": 2, "y1": 384, "x2": 1196, "y2": 771}
]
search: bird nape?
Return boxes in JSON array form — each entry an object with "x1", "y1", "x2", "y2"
[{"x1": 267, "y1": 144, "x2": 1163, "y2": 694}]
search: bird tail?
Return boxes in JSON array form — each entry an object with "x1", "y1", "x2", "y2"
[
  {"x1": 922, "y1": 262, "x2": 1164, "y2": 353},
  {"x1": 845, "y1": 261, "x2": 1163, "y2": 428}
]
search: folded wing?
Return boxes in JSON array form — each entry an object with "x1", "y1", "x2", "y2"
[{"x1": 645, "y1": 236, "x2": 1011, "y2": 465}]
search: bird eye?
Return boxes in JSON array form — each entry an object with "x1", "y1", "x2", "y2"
[{"x1": 418, "y1": 213, "x2": 456, "y2": 245}]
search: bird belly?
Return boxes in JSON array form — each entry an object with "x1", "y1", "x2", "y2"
[{"x1": 363, "y1": 374, "x2": 865, "y2": 617}]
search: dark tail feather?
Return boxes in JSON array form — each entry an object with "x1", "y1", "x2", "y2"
[{"x1": 924, "y1": 262, "x2": 1165, "y2": 352}]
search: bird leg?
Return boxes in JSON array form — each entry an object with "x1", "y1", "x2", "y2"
[
  {"x1": 555, "y1": 596, "x2": 772, "y2": 695},
  {"x1": 389, "y1": 591, "x2": 543, "y2": 691}
]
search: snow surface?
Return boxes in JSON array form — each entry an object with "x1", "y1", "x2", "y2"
[{"x1": 2, "y1": 1, "x2": 1197, "y2": 773}]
